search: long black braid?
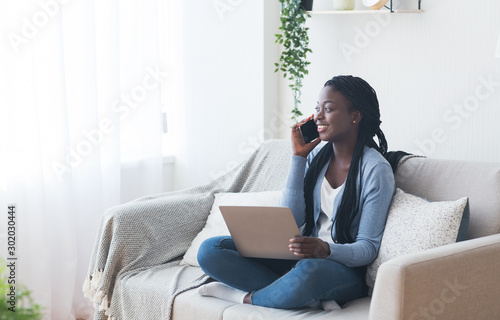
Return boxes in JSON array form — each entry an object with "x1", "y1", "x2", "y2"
[{"x1": 303, "y1": 75, "x2": 388, "y2": 244}]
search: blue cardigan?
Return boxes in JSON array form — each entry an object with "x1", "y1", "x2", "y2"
[{"x1": 279, "y1": 144, "x2": 395, "y2": 267}]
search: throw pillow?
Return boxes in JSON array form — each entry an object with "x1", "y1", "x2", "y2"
[
  {"x1": 181, "y1": 190, "x2": 283, "y2": 267},
  {"x1": 456, "y1": 200, "x2": 470, "y2": 242},
  {"x1": 366, "y1": 188, "x2": 468, "y2": 293}
]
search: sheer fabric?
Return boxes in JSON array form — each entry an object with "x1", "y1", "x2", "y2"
[{"x1": 0, "y1": 1, "x2": 168, "y2": 318}]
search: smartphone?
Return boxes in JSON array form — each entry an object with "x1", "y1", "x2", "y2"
[{"x1": 300, "y1": 119, "x2": 319, "y2": 144}]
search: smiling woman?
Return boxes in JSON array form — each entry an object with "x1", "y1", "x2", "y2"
[{"x1": 197, "y1": 75, "x2": 395, "y2": 309}]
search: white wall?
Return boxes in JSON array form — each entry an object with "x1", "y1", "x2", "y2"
[
  {"x1": 169, "y1": 0, "x2": 268, "y2": 190},
  {"x1": 278, "y1": 0, "x2": 500, "y2": 163}
]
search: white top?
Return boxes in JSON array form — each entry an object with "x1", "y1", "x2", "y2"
[{"x1": 317, "y1": 177, "x2": 343, "y2": 243}]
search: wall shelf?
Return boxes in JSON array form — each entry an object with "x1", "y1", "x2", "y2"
[
  {"x1": 308, "y1": 0, "x2": 422, "y2": 14},
  {"x1": 308, "y1": 10, "x2": 423, "y2": 15}
]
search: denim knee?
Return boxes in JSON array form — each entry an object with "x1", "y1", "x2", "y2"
[
  {"x1": 251, "y1": 258, "x2": 366, "y2": 309},
  {"x1": 197, "y1": 236, "x2": 225, "y2": 268},
  {"x1": 292, "y1": 259, "x2": 367, "y2": 305},
  {"x1": 286, "y1": 259, "x2": 334, "y2": 298}
]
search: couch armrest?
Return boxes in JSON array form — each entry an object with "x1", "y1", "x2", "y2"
[{"x1": 369, "y1": 233, "x2": 500, "y2": 320}]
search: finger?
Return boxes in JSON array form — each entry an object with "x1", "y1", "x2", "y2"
[
  {"x1": 291, "y1": 246, "x2": 316, "y2": 255},
  {"x1": 289, "y1": 236, "x2": 308, "y2": 243},
  {"x1": 289, "y1": 243, "x2": 312, "y2": 250},
  {"x1": 290, "y1": 236, "x2": 316, "y2": 243},
  {"x1": 292, "y1": 251, "x2": 309, "y2": 259},
  {"x1": 292, "y1": 125, "x2": 304, "y2": 136},
  {"x1": 301, "y1": 114, "x2": 313, "y2": 122},
  {"x1": 310, "y1": 137, "x2": 322, "y2": 146},
  {"x1": 290, "y1": 246, "x2": 305, "y2": 256},
  {"x1": 295, "y1": 251, "x2": 315, "y2": 259},
  {"x1": 289, "y1": 242, "x2": 310, "y2": 250},
  {"x1": 288, "y1": 242, "x2": 311, "y2": 250},
  {"x1": 289, "y1": 247, "x2": 301, "y2": 254},
  {"x1": 289, "y1": 243, "x2": 316, "y2": 252},
  {"x1": 298, "y1": 115, "x2": 313, "y2": 126}
]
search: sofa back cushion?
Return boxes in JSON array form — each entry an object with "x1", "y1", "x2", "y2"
[{"x1": 395, "y1": 156, "x2": 500, "y2": 239}]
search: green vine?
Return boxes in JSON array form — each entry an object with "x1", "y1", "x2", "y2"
[{"x1": 275, "y1": 0, "x2": 313, "y2": 123}]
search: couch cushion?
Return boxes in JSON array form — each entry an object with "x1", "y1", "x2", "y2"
[
  {"x1": 172, "y1": 288, "x2": 236, "y2": 320},
  {"x1": 222, "y1": 297, "x2": 370, "y2": 320},
  {"x1": 173, "y1": 289, "x2": 370, "y2": 320},
  {"x1": 395, "y1": 156, "x2": 500, "y2": 239}
]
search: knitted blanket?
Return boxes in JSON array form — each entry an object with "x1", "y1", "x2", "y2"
[{"x1": 82, "y1": 140, "x2": 292, "y2": 320}]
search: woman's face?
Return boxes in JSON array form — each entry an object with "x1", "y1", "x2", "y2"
[{"x1": 314, "y1": 86, "x2": 361, "y2": 142}]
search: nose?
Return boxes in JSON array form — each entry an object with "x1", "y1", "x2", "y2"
[{"x1": 314, "y1": 108, "x2": 324, "y2": 121}]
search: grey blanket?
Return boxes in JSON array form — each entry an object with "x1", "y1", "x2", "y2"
[{"x1": 83, "y1": 140, "x2": 292, "y2": 320}]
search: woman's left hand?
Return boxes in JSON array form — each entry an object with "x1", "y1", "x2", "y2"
[{"x1": 289, "y1": 236, "x2": 331, "y2": 259}]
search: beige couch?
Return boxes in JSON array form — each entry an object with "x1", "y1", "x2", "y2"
[{"x1": 172, "y1": 152, "x2": 500, "y2": 320}]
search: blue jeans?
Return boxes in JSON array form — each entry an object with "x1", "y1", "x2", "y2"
[{"x1": 197, "y1": 236, "x2": 367, "y2": 309}]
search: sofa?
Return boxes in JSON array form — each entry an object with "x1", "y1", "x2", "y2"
[{"x1": 84, "y1": 139, "x2": 500, "y2": 320}]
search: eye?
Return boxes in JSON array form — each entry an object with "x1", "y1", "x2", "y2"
[
  {"x1": 314, "y1": 106, "x2": 320, "y2": 112},
  {"x1": 325, "y1": 107, "x2": 333, "y2": 112}
]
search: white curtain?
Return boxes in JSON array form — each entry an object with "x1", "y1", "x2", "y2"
[{"x1": 0, "y1": 1, "x2": 169, "y2": 319}]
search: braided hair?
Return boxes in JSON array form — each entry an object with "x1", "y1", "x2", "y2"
[{"x1": 303, "y1": 75, "x2": 388, "y2": 244}]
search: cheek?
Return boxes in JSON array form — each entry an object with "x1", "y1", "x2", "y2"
[{"x1": 324, "y1": 113, "x2": 335, "y2": 124}]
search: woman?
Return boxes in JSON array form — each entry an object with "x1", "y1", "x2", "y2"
[{"x1": 197, "y1": 75, "x2": 395, "y2": 309}]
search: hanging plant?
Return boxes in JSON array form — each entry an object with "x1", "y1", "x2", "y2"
[{"x1": 275, "y1": 0, "x2": 313, "y2": 123}]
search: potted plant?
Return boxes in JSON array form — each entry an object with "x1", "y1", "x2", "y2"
[
  {"x1": 275, "y1": 0, "x2": 313, "y2": 123},
  {"x1": 0, "y1": 259, "x2": 43, "y2": 319}
]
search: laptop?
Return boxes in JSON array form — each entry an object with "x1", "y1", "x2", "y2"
[{"x1": 219, "y1": 206, "x2": 301, "y2": 260}]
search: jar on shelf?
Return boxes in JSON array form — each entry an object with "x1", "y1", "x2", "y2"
[{"x1": 332, "y1": 0, "x2": 355, "y2": 10}]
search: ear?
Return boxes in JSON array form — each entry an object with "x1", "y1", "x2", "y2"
[{"x1": 352, "y1": 111, "x2": 362, "y2": 124}]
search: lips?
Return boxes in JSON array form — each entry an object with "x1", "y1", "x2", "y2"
[{"x1": 317, "y1": 124, "x2": 329, "y2": 133}]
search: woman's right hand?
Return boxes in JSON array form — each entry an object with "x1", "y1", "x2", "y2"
[{"x1": 291, "y1": 115, "x2": 321, "y2": 158}]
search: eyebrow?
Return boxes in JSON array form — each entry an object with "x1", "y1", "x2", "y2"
[{"x1": 316, "y1": 100, "x2": 336, "y2": 104}]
